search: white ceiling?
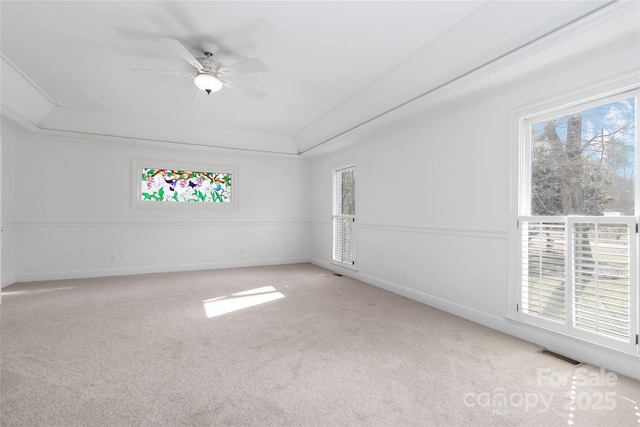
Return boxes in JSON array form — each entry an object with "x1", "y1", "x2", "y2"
[{"x1": 1, "y1": 1, "x2": 634, "y2": 155}]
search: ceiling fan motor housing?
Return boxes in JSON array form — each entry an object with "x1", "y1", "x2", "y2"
[{"x1": 199, "y1": 42, "x2": 219, "y2": 57}]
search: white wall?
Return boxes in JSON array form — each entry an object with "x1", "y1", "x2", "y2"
[
  {"x1": 4, "y1": 132, "x2": 310, "y2": 283},
  {"x1": 1, "y1": 123, "x2": 18, "y2": 286},
  {"x1": 308, "y1": 38, "x2": 640, "y2": 378},
  {"x1": 0, "y1": 125, "x2": 2, "y2": 292}
]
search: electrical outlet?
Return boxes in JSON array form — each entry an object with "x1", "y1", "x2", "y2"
[
  {"x1": 110, "y1": 254, "x2": 116, "y2": 262},
  {"x1": 121, "y1": 253, "x2": 128, "y2": 261}
]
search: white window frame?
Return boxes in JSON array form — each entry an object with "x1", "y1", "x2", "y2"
[
  {"x1": 332, "y1": 162, "x2": 357, "y2": 270},
  {"x1": 508, "y1": 77, "x2": 639, "y2": 355},
  {"x1": 132, "y1": 158, "x2": 238, "y2": 209}
]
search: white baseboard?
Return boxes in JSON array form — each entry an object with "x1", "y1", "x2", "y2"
[
  {"x1": 2, "y1": 276, "x2": 16, "y2": 289},
  {"x1": 309, "y1": 257, "x2": 640, "y2": 380},
  {"x1": 13, "y1": 257, "x2": 311, "y2": 283},
  {"x1": 502, "y1": 318, "x2": 640, "y2": 380}
]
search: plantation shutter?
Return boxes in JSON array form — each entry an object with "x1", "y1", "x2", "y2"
[
  {"x1": 572, "y1": 220, "x2": 633, "y2": 340},
  {"x1": 520, "y1": 219, "x2": 567, "y2": 322},
  {"x1": 520, "y1": 216, "x2": 637, "y2": 350},
  {"x1": 333, "y1": 215, "x2": 355, "y2": 265}
]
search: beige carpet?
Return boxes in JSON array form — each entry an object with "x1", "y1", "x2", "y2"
[{"x1": 1, "y1": 263, "x2": 639, "y2": 426}]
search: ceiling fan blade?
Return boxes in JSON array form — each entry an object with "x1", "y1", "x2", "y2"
[
  {"x1": 156, "y1": 36, "x2": 203, "y2": 71},
  {"x1": 132, "y1": 68, "x2": 195, "y2": 77},
  {"x1": 222, "y1": 79, "x2": 266, "y2": 100},
  {"x1": 192, "y1": 87, "x2": 203, "y2": 101},
  {"x1": 219, "y1": 58, "x2": 266, "y2": 76}
]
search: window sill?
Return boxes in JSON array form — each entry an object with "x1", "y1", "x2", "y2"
[
  {"x1": 330, "y1": 260, "x2": 359, "y2": 272},
  {"x1": 503, "y1": 315, "x2": 635, "y2": 356}
]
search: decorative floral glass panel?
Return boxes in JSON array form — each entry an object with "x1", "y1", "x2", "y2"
[{"x1": 141, "y1": 168, "x2": 232, "y2": 203}]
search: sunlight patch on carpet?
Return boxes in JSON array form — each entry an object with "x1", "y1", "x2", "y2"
[{"x1": 202, "y1": 286, "x2": 285, "y2": 318}]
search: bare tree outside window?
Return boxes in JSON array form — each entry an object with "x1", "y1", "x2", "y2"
[
  {"x1": 531, "y1": 97, "x2": 635, "y2": 216},
  {"x1": 340, "y1": 170, "x2": 356, "y2": 215}
]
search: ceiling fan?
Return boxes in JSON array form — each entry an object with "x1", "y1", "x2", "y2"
[{"x1": 135, "y1": 37, "x2": 267, "y2": 100}]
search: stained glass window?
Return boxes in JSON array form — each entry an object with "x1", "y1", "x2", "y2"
[{"x1": 141, "y1": 168, "x2": 232, "y2": 203}]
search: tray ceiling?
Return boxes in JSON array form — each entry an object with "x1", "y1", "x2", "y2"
[{"x1": 1, "y1": 1, "x2": 633, "y2": 155}]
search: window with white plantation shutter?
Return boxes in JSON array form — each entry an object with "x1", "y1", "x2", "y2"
[
  {"x1": 521, "y1": 219, "x2": 566, "y2": 323},
  {"x1": 520, "y1": 217, "x2": 636, "y2": 349},
  {"x1": 572, "y1": 220, "x2": 634, "y2": 340},
  {"x1": 517, "y1": 88, "x2": 638, "y2": 354},
  {"x1": 332, "y1": 165, "x2": 356, "y2": 267}
]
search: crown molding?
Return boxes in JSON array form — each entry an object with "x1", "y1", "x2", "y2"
[
  {"x1": 0, "y1": 53, "x2": 58, "y2": 105},
  {"x1": 299, "y1": 1, "x2": 639, "y2": 157},
  {"x1": 0, "y1": 104, "x2": 40, "y2": 133}
]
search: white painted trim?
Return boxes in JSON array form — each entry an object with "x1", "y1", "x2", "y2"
[
  {"x1": 509, "y1": 72, "x2": 639, "y2": 124},
  {"x1": 0, "y1": 105, "x2": 41, "y2": 133},
  {"x1": 311, "y1": 220, "x2": 507, "y2": 240},
  {"x1": 40, "y1": 127, "x2": 300, "y2": 158},
  {"x1": 309, "y1": 257, "x2": 640, "y2": 379},
  {"x1": 8, "y1": 220, "x2": 310, "y2": 228},
  {"x1": 440, "y1": 1, "x2": 638, "y2": 96},
  {"x1": 0, "y1": 53, "x2": 58, "y2": 105},
  {"x1": 357, "y1": 223, "x2": 507, "y2": 240},
  {"x1": 1, "y1": 276, "x2": 16, "y2": 289},
  {"x1": 309, "y1": 221, "x2": 331, "y2": 227},
  {"x1": 2, "y1": 119, "x2": 300, "y2": 160},
  {"x1": 331, "y1": 158, "x2": 358, "y2": 172},
  {"x1": 329, "y1": 259, "x2": 358, "y2": 273},
  {"x1": 503, "y1": 316, "x2": 640, "y2": 379},
  {"x1": 14, "y1": 257, "x2": 311, "y2": 284}
]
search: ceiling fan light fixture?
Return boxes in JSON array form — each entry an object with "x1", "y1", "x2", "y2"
[{"x1": 194, "y1": 72, "x2": 222, "y2": 94}]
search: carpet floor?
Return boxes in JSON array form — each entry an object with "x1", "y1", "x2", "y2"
[{"x1": 1, "y1": 263, "x2": 639, "y2": 426}]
